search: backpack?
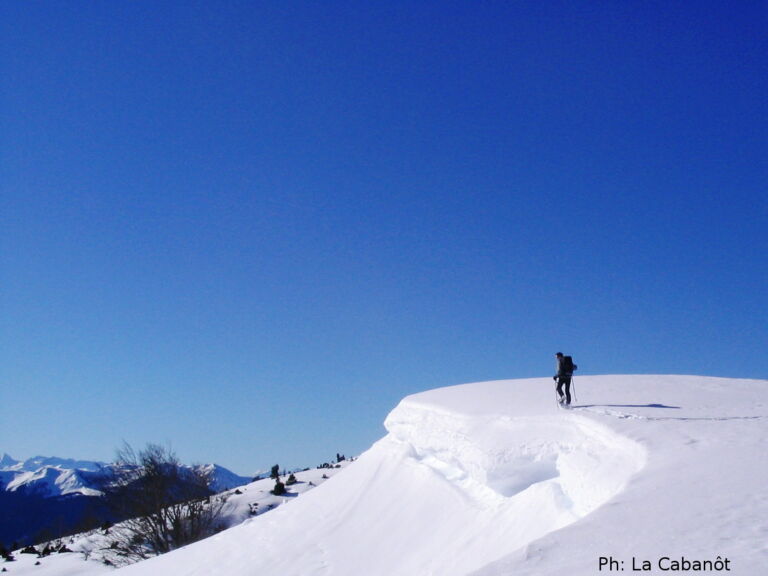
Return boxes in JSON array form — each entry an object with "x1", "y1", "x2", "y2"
[{"x1": 562, "y1": 355, "x2": 577, "y2": 374}]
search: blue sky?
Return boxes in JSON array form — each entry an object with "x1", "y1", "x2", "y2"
[{"x1": 2, "y1": 2, "x2": 766, "y2": 475}]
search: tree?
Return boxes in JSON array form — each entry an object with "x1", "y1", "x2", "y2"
[
  {"x1": 271, "y1": 480, "x2": 286, "y2": 496},
  {"x1": 97, "y1": 443, "x2": 229, "y2": 566}
]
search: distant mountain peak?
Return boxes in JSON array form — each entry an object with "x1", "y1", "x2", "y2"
[
  {"x1": 0, "y1": 453, "x2": 19, "y2": 468},
  {"x1": 1, "y1": 454, "x2": 251, "y2": 498}
]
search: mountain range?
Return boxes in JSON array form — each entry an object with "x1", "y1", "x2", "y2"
[
  {"x1": 0, "y1": 454, "x2": 251, "y2": 547},
  {"x1": 0, "y1": 454, "x2": 251, "y2": 498}
]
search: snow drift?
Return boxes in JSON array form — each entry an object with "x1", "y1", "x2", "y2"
[{"x1": 375, "y1": 390, "x2": 646, "y2": 574}]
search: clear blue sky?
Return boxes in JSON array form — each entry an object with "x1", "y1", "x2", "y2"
[{"x1": 2, "y1": 1, "x2": 766, "y2": 475}]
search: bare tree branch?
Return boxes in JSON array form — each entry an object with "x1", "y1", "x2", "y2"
[{"x1": 96, "y1": 443, "x2": 230, "y2": 566}]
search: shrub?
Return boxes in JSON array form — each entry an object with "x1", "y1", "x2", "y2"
[{"x1": 271, "y1": 480, "x2": 286, "y2": 496}]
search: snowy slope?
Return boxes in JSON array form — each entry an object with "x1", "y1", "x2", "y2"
[
  {"x1": 106, "y1": 375, "x2": 766, "y2": 576},
  {"x1": 3, "y1": 463, "x2": 349, "y2": 575}
]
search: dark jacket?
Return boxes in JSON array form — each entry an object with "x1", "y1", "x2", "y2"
[{"x1": 556, "y1": 356, "x2": 573, "y2": 378}]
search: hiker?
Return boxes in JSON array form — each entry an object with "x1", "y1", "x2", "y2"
[{"x1": 554, "y1": 352, "x2": 576, "y2": 405}]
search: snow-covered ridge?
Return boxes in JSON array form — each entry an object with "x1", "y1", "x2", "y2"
[
  {"x1": 114, "y1": 376, "x2": 665, "y2": 576},
  {"x1": 4, "y1": 466, "x2": 102, "y2": 497},
  {"x1": 0, "y1": 456, "x2": 105, "y2": 498},
  {"x1": 11, "y1": 375, "x2": 765, "y2": 576},
  {"x1": 1, "y1": 455, "x2": 104, "y2": 473}
]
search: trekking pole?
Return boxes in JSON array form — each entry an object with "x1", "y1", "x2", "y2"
[{"x1": 572, "y1": 377, "x2": 577, "y2": 403}]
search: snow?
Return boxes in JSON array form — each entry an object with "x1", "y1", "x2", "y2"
[
  {"x1": 2, "y1": 462, "x2": 349, "y2": 575},
  {"x1": 4, "y1": 375, "x2": 766, "y2": 575},
  {"x1": 2, "y1": 456, "x2": 104, "y2": 473},
  {"x1": 5, "y1": 468, "x2": 101, "y2": 497},
  {"x1": 1, "y1": 456, "x2": 106, "y2": 498},
  {"x1": 0, "y1": 457, "x2": 251, "y2": 499},
  {"x1": 2, "y1": 552, "x2": 110, "y2": 576},
  {"x1": 195, "y1": 464, "x2": 253, "y2": 494}
]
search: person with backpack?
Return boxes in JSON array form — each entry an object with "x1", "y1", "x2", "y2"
[{"x1": 554, "y1": 352, "x2": 577, "y2": 406}]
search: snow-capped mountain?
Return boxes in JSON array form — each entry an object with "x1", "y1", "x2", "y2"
[
  {"x1": 0, "y1": 455, "x2": 251, "y2": 498},
  {"x1": 1, "y1": 454, "x2": 104, "y2": 473},
  {"x1": 196, "y1": 463, "x2": 255, "y2": 494},
  {"x1": 1, "y1": 459, "x2": 103, "y2": 498},
  {"x1": 0, "y1": 454, "x2": 253, "y2": 548}
]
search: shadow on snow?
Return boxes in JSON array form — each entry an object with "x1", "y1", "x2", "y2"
[{"x1": 571, "y1": 403, "x2": 682, "y2": 410}]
